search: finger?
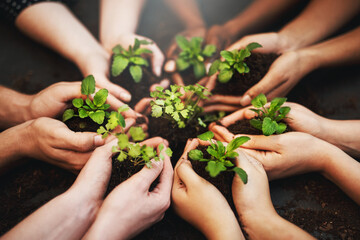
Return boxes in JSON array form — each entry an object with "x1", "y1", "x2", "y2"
[
  {"x1": 175, "y1": 160, "x2": 202, "y2": 188},
  {"x1": 239, "y1": 134, "x2": 281, "y2": 152},
  {"x1": 171, "y1": 72, "x2": 185, "y2": 86},
  {"x1": 204, "y1": 94, "x2": 243, "y2": 105},
  {"x1": 166, "y1": 42, "x2": 178, "y2": 60},
  {"x1": 219, "y1": 107, "x2": 249, "y2": 126},
  {"x1": 52, "y1": 82, "x2": 82, "y2": 102},
  {"x1": 197, "y1": 75, "x2": 209, "y2": 86},
  {"x1": 47, "y1": 148, "x2": 93, "y2": 172},
  {"x1": 176, "y1": 139, "x2": 199, "y2": 168},
  {"x1": 134, "y1": 98, "x2": 152, "y2": 114},
  {"x1": 134, "y1": 159, "x2": 164, "y2": 191},
  {"x1": 105, "y1": 92, "x2": 139, "y2": 119},
  {"x1": 149, "y1": 78, "x2": 170, "y2": 92},
  {"x1": 151, "y1": 146, "x2": 173, "y2": 196},
  {"x1": 213, "y1": 130, "x2": 227, "y2": 142},
  {"x1": 266, "y1": 82, "x2": 292, "y2": 100},
  {"x1": 147, "y1": 43, "x2": 165, "y2": 77},
  {"x1": 123, "y1": 118, "x2": 136, "y2": 132},
  {"x1": 211, "y1": 125, "x2": 234, "y2": 142},
  {"x1": 233, "y1": 150, "x2": 266, "y2": 177},
  {"x1": 95, "y1": 77, "x2": 132, "y2": 103},
  {"x1": 204, "y1": 72, "x2": 218, "y2": 92},
  {"x1": 140, "y1": 137, "x2": 169, "y2": 148},
  {"x1": 203, "y1": 104, "x2": 239, "y2": 113},
  {"x1": 164, "y1": 60, "x2": 176, "y2": 73}
]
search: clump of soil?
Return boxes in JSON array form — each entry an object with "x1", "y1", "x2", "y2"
[
  {"x1": 189, "y1": 145, "x2": 236, "y2": 213},
  {"x1": 212, "y1": 53, "x2": 278, "y2": 96},
  {"x1": 64, "y1": 117, "x2": 105, "y2": 132},
  {"x1": 110, "y1": 56, "x2": 161, "y2": 108},
  {"x1": 106, "y1": 154, "x2": 158, "y2": 196},
  {"x1": 226, "y1": 119, "x2": 291, "y2": 136},
  {"x1": 148, "y1": 117, "x2": 207, "y2": 165}
]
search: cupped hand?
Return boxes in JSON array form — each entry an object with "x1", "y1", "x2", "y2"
[
  {"x1": 83, "y1": 137, "x2": 173, "y2": 240},
  {"x1": 23, "y1": 117, "x2": 107, "y2": 171},
  {"x1": 172, "y1": 139, "x2": 244, "y2": 240},
  {"x1": 205, "y1": 24, "x2": 234, "y2": 57}
]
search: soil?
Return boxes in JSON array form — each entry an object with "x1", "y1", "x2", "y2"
[
  {"x1": 225, "y1": 119, "x2": 291, "y2": 135},
  {"x1": 110, "y1": 56, "x2": 160, "y2": 108},
  {"x1": 65, "y1": 116, "x2": 105, "y2": 132},
  {"x1": 212, "y1": 53, "x2": 278, "y2": 96},
  {"x1": 178, "y1": 67, "x2": 199, "y2": 86}
]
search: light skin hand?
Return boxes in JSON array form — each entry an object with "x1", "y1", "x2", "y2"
[
  {"x1": 84, "y1": 137, "x2": 173, "y2": 240},
  {"x1": 172, "y1": 139, "x2": 244, "y2": 240},
  {"x1": 232, "y1": 150, "x2": 315, "y2": 239}
]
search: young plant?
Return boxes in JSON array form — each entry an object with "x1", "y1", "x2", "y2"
[
  {"x1": 209, "y1": 42, "x2": 262, "y2": 83},
  {"x1": 150, "y1": 84, "x2": 211, "y2": 128},
  {"x1": 249, "y1": 93, "x2": 291, "y2": 136},
  {"x1": 111, "y1": 38, "x2": 152, "y2": 83},
  {"x1": 62, "y1": 75, "x2": 110, "y2": 125},
  {"x1": 112, "y1": 127, "x2": 173, "y2": 168},
  {"x1": 96, "y1": 105, "x2": 129, "y2": 138},
  {"x1": 188, "y1": 131, "x2": 250, "y2": 183},
  {"x1": 175, "y1": 35, "x2": 216, "y2": 79}
]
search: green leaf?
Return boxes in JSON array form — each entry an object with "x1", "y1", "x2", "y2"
[
  {"x1": 233, "y1": 167, "x2": 248, "y2": 184},
  {"x1": 129, "y1": 127, "x2": 146, "y2": 142},
  {"x1": 176, "y1": 58, "x2": 191, "y2": 71},
  {"x1": 97, "y1": 126, "x2": 107, "y2": 134},
  {"x1": 89, "y1": 110, "x2": 105, "y2": 125},
  {"x1": 220, "y1": 51, "x2": 234, "y2": 62},
  {"x1": 262, "y1": 117, "x2": 277, "y2": 136},
  {"x1": 165, "y1": 105, "x2": 174, "y2": 114},
  {"x1": 129, "y1": 56, "x2": 149, "y2": 66},
  {"x1": 175, "y1": 35, "x2": 190, "y2": 50},
  {"x1": 206, "y1": 161, "x2": 227, "y2": 177},
  {"x1": 250, "y1": 119, "x2": 262, "y2": 130},
  {"x1": 269, "y1": 97, "x2": 287, "y2": 114},
  {"x1": 276, "y1": 122, "x2": 287, "y2": 134},
  {"x1": 72, "y1": 98, "x2": 84, "y2": 108},
  {"x1": 209, "y1": 59, "x2": 220, "y2": 76},
  {"x1": 193, "y1": 61, "x2": 206, "y2": 79},
  {"x1": 180, "y1": 109, "x2": 189, "y2": 118},
  {"x1": 129, "y1": 65, "x2": 143, "y2": 83},
  {"x1": 246, "y1": 42, "x2": 262, "y2": 52},
  {"x1": 225, "y1": 151, "x2": 239, "y2": 158},
  {"x1": 81, "y1": 75, "x2": 96, "y2": 95},
  {"x1": 112, "y1": 45, "x2": 124, "y2": 55},
  {"x1": 165, "y1": 147, "x2": 173, "y2": 157},
  {"x1": 112, "y1": 55, "x2": 129, "y2": 77},
  {"x1": 117, "y1": 134, "x2": 129, "y2": 150},
  {"x1": 251, "y1": 93, "x2": 267, "y2": 108},
  {"x1": 78, "y1": 108, "x2": 88, "y2": 118},
  {"x1": 134, "y1": 48, "x2": 152, "y2": 55},
  {"x1": 151, "y1": 105, "x2": 163, "y2": 118},
  {"x1": 128, "y1": 144, "x2": 141, "y2": 158},
  {"x1": 189, "y1": 149, "x2": 203, "y2": 161},
  {"x1": 93, "y1": 89, "x2": 108, "y2": 107},
  {"x1": 218, "y1": 69, "x2": 234, "y2": 83},
  {"x1": 202, "y1": 44, "x2": 216, "y2": 57},
  {"x1": 226, "y1": 136, "x2": 250, "y2": 152},
  {"x1": 134, "y1": 38, "x2": 140, "y2": 51},
  {"x1": 86, "y1": 98, "x2": 96, "y2": 110},
  {"x1": 197, "y1": 117, "x2": 206, "y2": 128},
  {"x1": 234, "y1": 63, "x2": 245, "y2": 74},
  {"x1": 117, "y1": 150, "x2": 127, "y2": 162},
  {"x1": 143, "y1": 145, "x2": 156, "y2": 160},
  {"x1": 155, "y1": 99, "x2": 165, "y2": 106},
  {"x1": 118, "y1": 104, "x2": 130, "y2": 113},
  {"x1": 207, "y1": 147, "x2": 219, "y2": 159},
  {"x1": 62, "y1": 109, "x2": 74, "y2": 122},
  {"x1": 190, "y1": 37, "x2": 203, "y2": 51},
  {"x1": 197, "y1": 131, "x2": 214, "y2": 141},
  {"x1": 159, "y1": 143, "x2": 164, "y2": 152},
  {"x1": 224, "y1": 160, "x2": 234, "y2": 167},
  {"x1": 279, "y1": 106, "x2": 291, "y2": 116}
]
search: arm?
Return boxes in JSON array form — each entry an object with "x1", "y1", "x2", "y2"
[
  {"x1": 15, "y1": 2, "x2": 131, "y2": 102},
  {"x1": 279, "y1": 0, "x2": 360, "y2": 51}
]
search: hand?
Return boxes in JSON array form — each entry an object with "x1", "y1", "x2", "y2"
[
  {"x1": 164, "y1": 27, "x2": 206, "y2": 73},
  {"x1": 83, "y1": 137, "x2": 173, "y2": 239},
  {"x1": 172, "y1": 139, "x2": 244, "y2": 240},
  {"x1": 205, "y1": 24, "x2": 234, "y2": 57},
  {"x1": 29, "y1": 81, "x2": 141, "y2": 120},
  {"x1": 21, "y1": 117, "x2": 112, "y2": 171},
  {"x1": 232, "y1": 150, "x2": 315, "y2": 239}
]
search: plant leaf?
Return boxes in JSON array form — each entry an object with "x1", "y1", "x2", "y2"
[
  {"x1": 129, "y1": 56, "x2": 149, "y2": 66},
  {"x1": 206, "y1": 161, "x2": 227, "y2": 177},
  {"x1": 128, "y1": 144, "x2": 141, "y2": 158},
  {"x1": 81, "y1": 75, "x2": 96, "y2": 95},
  {"x1": 112, "y1": 55, "x2": 129, "y2": 77},
  {"x1": 269, "y1": 97, "x2": 287, "y2": 114},
  {"x1": 226, "y1": 136, "x2": 251, "y2": 152},
  {"x1": 218, "y1": 69, "x2": 234, "y2": 83},
  {"x1": 117, "y1": 150, "x2": 127, "y2": 162},
  {"x1": 89, "y1": 110, "x2": 105, "y2": 125},
  {"x1": 246, "y1": 42, "x2": 262, "y2": 52},
  {"x1": 62, "y1": 109, "x2": 74, "y2": 122},
  {"x1": 202, "y1": 44, "x2": 216, "y2": 57},
  {"x1": 251, "y1": 93, "x2": 267, "y2": 108},
  {"x1": 209, "y1": 59, "x2": 220, "y2": 76},
  {"x1": 151, "y1": 105, "x2": 163, "y2": 118},
  {"x1": 250, "y1": 119, "x2": 262, "y2": 130},
  {"x1": 175, "y1": 35, "x2": 190, "y2": 50},
  {"x1": 72, "y1": 98, "x2": 84, "y2": 108},
  {"x1": 262, "y1": 117, "x2": 277, "y2": 136},
  {"x1": 189, "y1": 149, "x2": 203, "y2": 161},
  {"x1": 165, "y1": 147, "x2": 173, "y2": 157},
  {"x1": 78, "y1": 108, "x2": 88, "y2": 118},
  {"x1": 197, "y1": 131, "x2": 214, "y2": 141},
  {"x1": 93, "y1": 89, "x2": 108, "y2": 107},
  {"x1": 276, "y1": 122, "x2": 287, "y2": 134},
  {"x1": 176, "y1": 57, "x2": 191, "y2": 71},
  {"x1": 193, "y1": 61, "x2": 206, "y2": 79},
  {"x1": 129, "y1": 127, "x2": 146, "y2": 142},
  {"x1": 233, "y1": 167, "x2": 248, "y2": 184},
  {"x1": 134, "y1": 48, "x2": 152, "y2": 55},
  {"x1": 220, "y1": 51, "x2": 234, "y2": 62},
  {"x1": 129, "y1": 65, "x2": 143, "y2": 83},
  {"x1": 190, "y1": 37, "x2": 203, "y2": 51},
  {"x1": 117, "y1": 134, "x2": 129, "y2": 150}
]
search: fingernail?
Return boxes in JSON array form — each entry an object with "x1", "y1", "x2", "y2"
[
  {"x1": 155, "y1": 66, "x2": 162, "y2": 77},
  {"x1": 94, "y1": 135, "x2": 105, "y2": 146},
  {"x1": 120, "y1": 92, "x2": 131, "y2": 102},
  {"x1": 153, "y1": 159, "x2": 163, "y2": 168},
  {"x1": 164, "y1": 60, "x2": 176, "y2": 72},
  {"x1": 136, "y1": 112, "x2": 143, "y2": 117},
  {"x1": 240, "y1": 95, "x2": 251, "y2": 106}
]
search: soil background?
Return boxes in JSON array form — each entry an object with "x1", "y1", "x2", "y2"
[{"x1": 1, "y1": 0, "x2": 360, "y2": 239}]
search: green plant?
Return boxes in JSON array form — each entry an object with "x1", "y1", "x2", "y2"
[
  {"x1": 175, "y1": 35, "x2": 216, "y2": 79},
  {"x1": 197, "y1": 111, "x2": 226, "y2": 128},
  {"x1": 209, "y1": 42, "x2": 262, "y2": 83},
  {"x1": 112, "y1": 127, "x2": 173, "y2": 168},
  {"x1": 111, "y1": 38, "x2": 152, "y2": 83},
  {"x1": 150, "y1": 84, "x2": 211, "y2": 128},
  {"x1": 96, "y1": 105, "x2": 129, "y2": 138},
  {"x1": 188, "y1": 131, "x2": 249, "y2": 183},
  {"x1": 62, "y1": 75, "x2": 110, "y2": 125},
  {"x1": 249, "y1": 93, "x2": 291, "y2": 136}
]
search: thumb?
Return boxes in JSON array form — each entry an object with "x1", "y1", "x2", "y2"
[
  {"x1": 134, "y1": 159, "x2": 164, "y2": 191},
  {"x1": 95, "y1": 75, "x2": 132, "y2": 103},
  {"x1": 164, "y1": 60, "x2": 176, "y2": 73},
  {"x1": 60, "y1": 128, "x2": 105, "y2": 152},
  {"x1": 176, "y1": 160, "x2": 202, "y2": 188},
  {"x1": 149, "y1": 43, "x2": 165, "y2": 77}
]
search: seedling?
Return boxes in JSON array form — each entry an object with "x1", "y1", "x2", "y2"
[
  {"x1": 150, "y1": 84, "x2": 211, "y2": 128},
  {"x1": 112, "y1": 127, "x2": 173, "y2": 168},
  {"x1": 96, "y1": 104, "x2": 129, "y2": 138},
  {"x1": 62, "y1": 75, "x2": 110, "y2": 125},
  {"x1": 209, "y1": 42, "x2": 262, "y2": 83},
  {"x1": 175, "y1": 35, "x2": 216, "y2": 79},
  {"x1": 111, "y1": 38, "x2": 153, "y2": 83},
  {"x1": 197, "y1": 111, "x2": 226, "y2": 128},
  {"x1": 249, "y1": 93, "x2": 291, "y2": 136},
  {"x1": 189, "y1": 131, "x2": 249, "y2": 183}
]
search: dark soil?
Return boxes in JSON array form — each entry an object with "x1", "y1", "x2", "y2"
[
  {"x1": 212, "y1": 53, "x2": 278, "y2": 96},
  {"x1": 226, "y1": 119, "x2": 291, "y2": 135},
  {"x1": 65, "y1": 116, "x2": 104, "y2": 132},
  {"x1": 110, "y1": 56, "x2": 161, "y2": 108},
  {"x1": 190, "y1": 145, "x2": 236, "y2": 213},
  {"x1": 148, "y1": 117, "x2": 207, "y2": 165},
  {"x1": 178, "y1": 67, "x2": 199, "y2": 86}
]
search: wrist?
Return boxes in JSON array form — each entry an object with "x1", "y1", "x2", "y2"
[
  {"x1": 241, "y1": 210, "x2": 282, "y2": 239},
  {"x1": 75, "y1": 48, "x2": 110, "y2": 77}
]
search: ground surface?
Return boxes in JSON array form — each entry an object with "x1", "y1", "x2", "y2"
[{"x1": 0, "y1": 0, "x2": 359, "y2": 239}]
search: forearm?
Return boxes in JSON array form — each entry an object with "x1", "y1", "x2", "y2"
[
  {"x1": 15, "y1": 2, "x2": 107, "y2": 76},
  {"x1": 223, "y1": 0, "x2": 298, "y2": 41},
  {"x1": 322, "y1": 145, "x2": 360, "y2": 205},
  {"x1": 100, "y1": 0, "x2": 146, "y2": 51},
  {"x1": 0, "y1": 86, "x2": 32, "y2": 128},
  {"x1": 278, "y1": 0, "x2": 360, "y2": 51},
  {"x1": 163, "y1": 0, "x2": 205, "y2": 29},
  {"x1": 2, "y1": 192, "x2": 99, "y2": 240}
]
